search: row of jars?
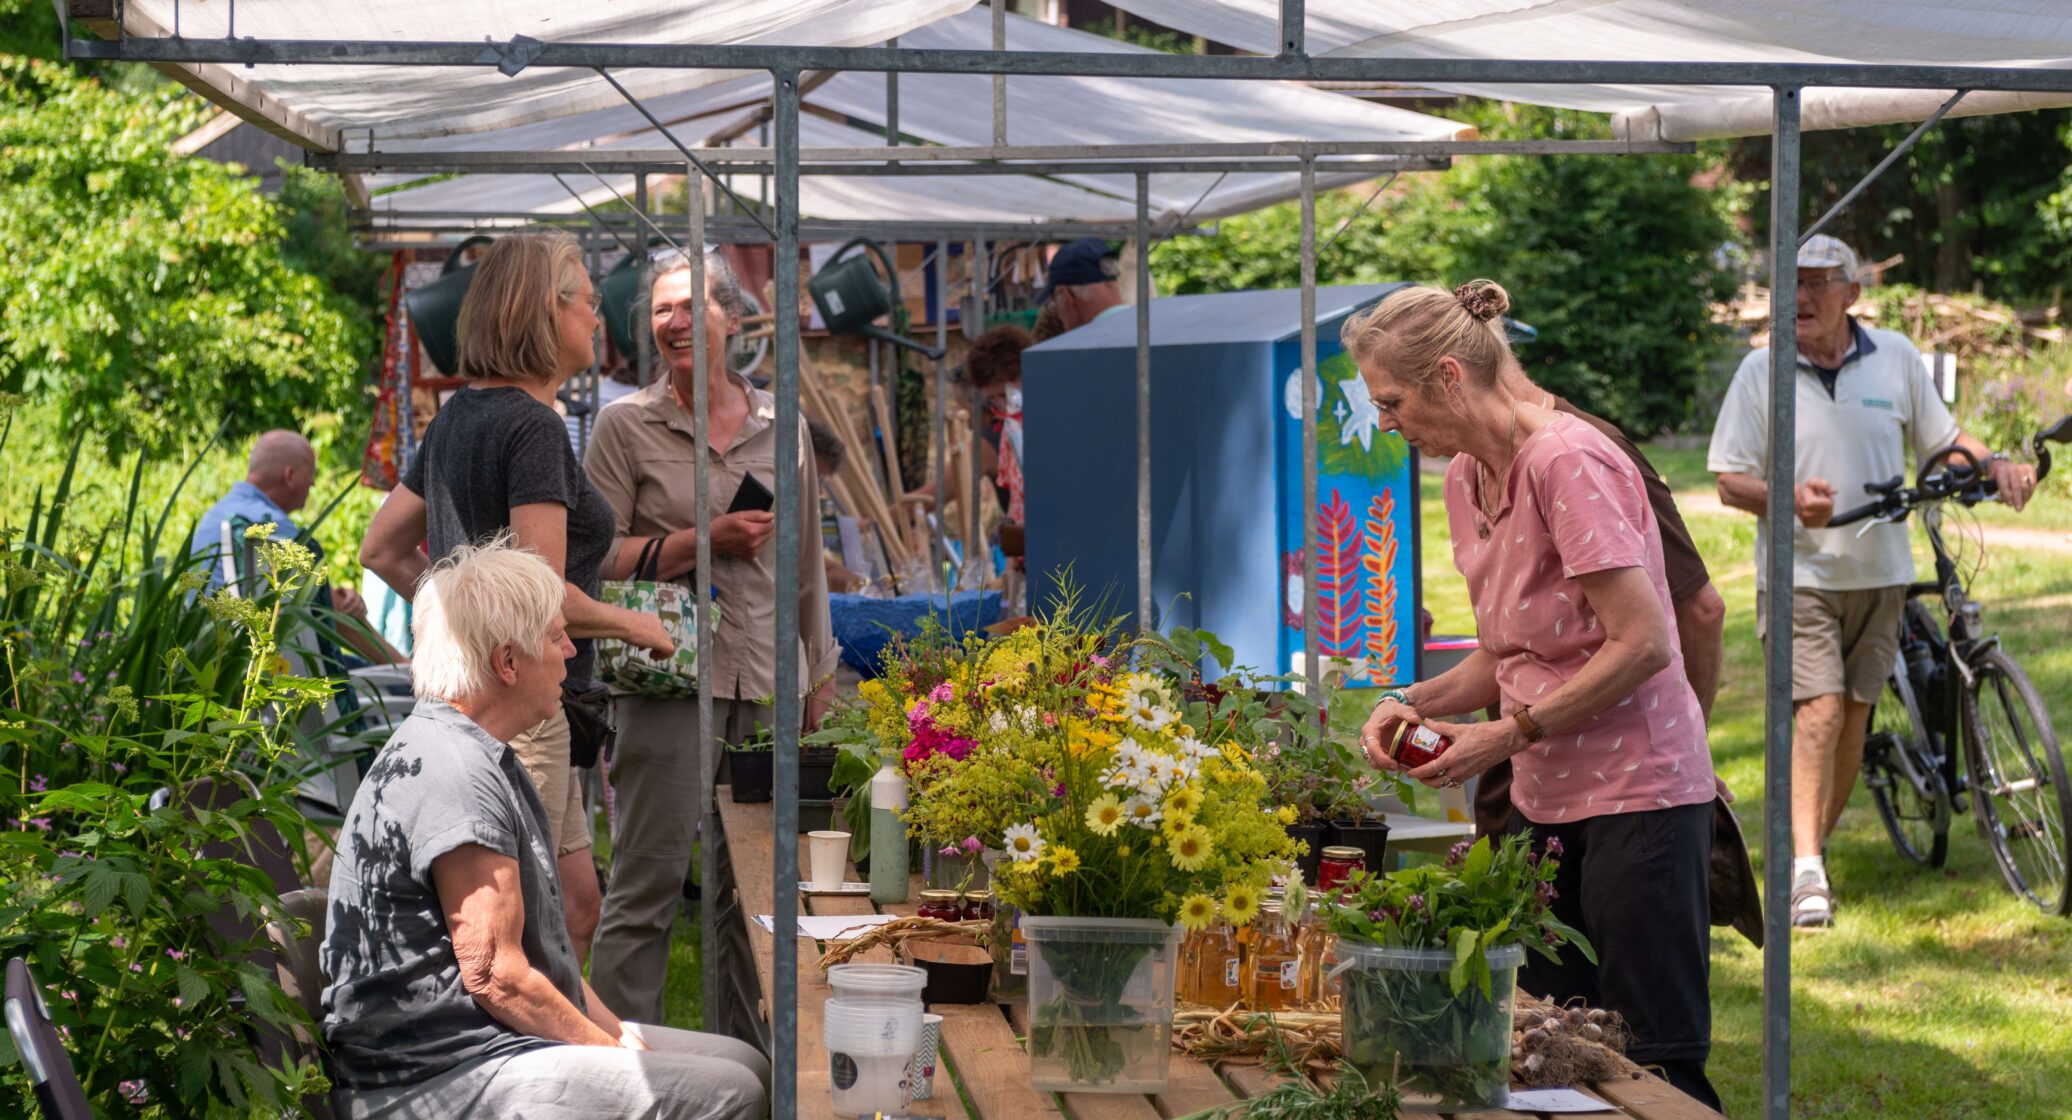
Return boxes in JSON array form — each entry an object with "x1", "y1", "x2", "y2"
[
  {"x1": 916, "y1": 888, "x2": 996, "y2": 924},
  {"x1": 1178, "y1": 846, "x2": 1365, "y2": 1012}
]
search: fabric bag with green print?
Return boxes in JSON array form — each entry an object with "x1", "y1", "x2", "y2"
[{"x1": 597, "y1": 537, "x2": 713, "y2": 698}]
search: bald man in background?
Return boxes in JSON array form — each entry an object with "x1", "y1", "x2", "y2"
[{"x1": 194, "y1": 430, "x2": 399, "y2": 664}]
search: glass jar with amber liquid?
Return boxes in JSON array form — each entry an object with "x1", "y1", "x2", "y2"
[
  {"x1": 1188, "y1": 921, "x2": 1243, "y2": 1008},
  {"x1": 1294, "y1": 903, "x2": 1341, "y2": 1009},
  {"x1": 1241, "y1": 902, "x2": 1300, "y2": 1011}
]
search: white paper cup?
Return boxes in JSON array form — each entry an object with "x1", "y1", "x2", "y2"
[
  {"x1": 908, "y1": 1012, "x2": 944, "y2": 1099},
  {"x1": 808, "y1": 830, "x2": 851, "y2": 891}
]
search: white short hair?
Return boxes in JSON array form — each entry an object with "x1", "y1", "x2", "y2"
[{"x1": 410, "y1": 535, "x2": 566, "y2": 702}]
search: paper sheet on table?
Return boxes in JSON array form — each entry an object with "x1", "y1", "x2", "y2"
[
  {"x1": 754, "y1": 913, "x2": 899, "y2": 940},
  {"x1": 1503, "y1": 1087, "x2": 1618, "y2": 1112}
]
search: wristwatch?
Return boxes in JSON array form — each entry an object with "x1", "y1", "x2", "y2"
[{"x1": 1512, "y1": 705, "x2": 1546, "y2": 744}]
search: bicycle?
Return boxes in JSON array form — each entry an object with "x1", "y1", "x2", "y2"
[{"x1": 1832, "y1": 415, "x2": 2072, "y2": 916}]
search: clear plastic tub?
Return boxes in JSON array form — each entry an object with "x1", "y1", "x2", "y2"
[
  {"x1": 823, "y1": 997, "x2": 923, "y2": 1118},
  {"x1": 1333, "y1": 940, "x2": 1524, "y2": 1110},
  {"x1": 825, "y1": 963, "x2": 927, "y2": 1002},
  {"x1": 1020, "y1": 916, "x2": 1182, "y2": 1094}
]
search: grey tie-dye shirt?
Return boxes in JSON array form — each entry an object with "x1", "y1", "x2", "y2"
[{"x1": 319, "y1": 699, "x2": 585, "y2": 1090}]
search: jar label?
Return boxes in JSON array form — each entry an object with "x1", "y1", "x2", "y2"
[
  {"x1": 831, "y1": 1052, "x2": 858, "y2": 1091},
  {"x1": 1223, "y1": 958, "x2": 1240, "y2": 987},
  {"x1": 1279, "y1": 960, "x2": 1299, "y2": 989},
  {"x1": 1010, "y1": 943, "x2": 1027, "y2": 976}
]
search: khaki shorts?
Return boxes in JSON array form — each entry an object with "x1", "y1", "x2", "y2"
[
  {"x1": 1756, "y1": 586, "x2": 1906, "y2": 704},
  {"x1": 508, "y1": 710, "x2": 592, "y2": 857}
]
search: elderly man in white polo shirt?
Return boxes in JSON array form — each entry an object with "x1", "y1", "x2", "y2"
[{"x1": 1707, "y1": 235, "x2": 2038, "y2": 930}]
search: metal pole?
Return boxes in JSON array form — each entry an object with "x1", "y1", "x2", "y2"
[
  {"x1": 1280, "y1": 0, "x2": 1305, "y2": 56},
  {"x1": 1801, "y1": 88, "x2": 1967, "y2": 247},
  {"x1": 635, "y1": 173, "x2": 653, "y2": 389},
  {"x1": 991, "y1": 0, "x2": 1007, "y2": 146},
  {"x1": 688, "y1": 166, "x2": 720, "y2": 1039},
  {"x1": 1761, "y1": 83, "x2": 1801, "y2": 1120},
  {"x1": 1135, "y1": 171, "x2": 1152, "y2": 631},
  {"x1": 886, "y1": 35, "x2": 900, "y2": 158},
  {"x1": 935, "y1": 240, "x2": 951, "y2": 584},
  {"x1": 969, "y1": 237, "x2": 987, "y2": 569},
  {"x1": 771, "y1": 68, "x2": 804, "y2": 1120},
  {"x1": 1299, "y1": 158, "x2": 1320, "y2": 699}
]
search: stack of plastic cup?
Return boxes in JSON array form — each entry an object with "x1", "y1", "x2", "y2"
[
  {"x1": 822, "y1": 997, "x2": 923, "y2": 1118},
  {"x1": 825, "y1": 963, "x2": 927, "y2": 1003}
]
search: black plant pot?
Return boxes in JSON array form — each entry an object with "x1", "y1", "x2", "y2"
[
  {"x1": 798, "y1": 745, "x2": 840, "y2": 808},
  {"x1": 1327, "y1": 818, "x2": 1392, "y2": 873},
  {"x1": 728, "y1": 749, "x2": 773, "y2": 803},
  {"x1": 1287, "y1": 823, "x2": 1330, "y2": 884}
]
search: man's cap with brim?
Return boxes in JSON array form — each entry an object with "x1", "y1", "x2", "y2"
[
  {"x1": 1797, "y1": 234, "x2": 1861, "y2": 282},
  {"x1": 1036, "y1": 237, "x2": 1120, "y2": 303}
]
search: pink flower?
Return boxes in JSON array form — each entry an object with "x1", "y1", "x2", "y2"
[
  {"x1": 29, "y1": 774, "x2": 47, "y2": 793},
  {"x1": 959, "y1": 836, "x2": 982, "y2": 854},
  {"x1": 928, "y1": 681, "x2": 955, "y2": 704}
]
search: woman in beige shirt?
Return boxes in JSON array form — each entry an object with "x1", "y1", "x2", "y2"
[{"x1": 582, "y1": 249, "x2": 839, "y2": 1022}]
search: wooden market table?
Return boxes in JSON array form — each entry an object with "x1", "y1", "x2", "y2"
[{"x1": 718, "y1": 795, "x2": 1719, "y2": 1120}]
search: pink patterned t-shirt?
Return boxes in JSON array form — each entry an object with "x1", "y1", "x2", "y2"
[{"x1": 1446, "y1": 413, "x2": 1714, "y2": 825}]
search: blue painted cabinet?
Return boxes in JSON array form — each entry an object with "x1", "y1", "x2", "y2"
[{"x1": 1023, "y1": 285, "x2": 1421, "y2": 686}]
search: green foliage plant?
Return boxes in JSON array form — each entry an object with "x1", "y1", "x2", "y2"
[
  {"x1": 1323, "y1": 834, "x2": 1591, "y2": 1109},
  {"x1": 0, "y1": 412, "x2": 348, "y2": 1116}
]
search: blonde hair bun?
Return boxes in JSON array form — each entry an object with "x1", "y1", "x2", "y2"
[{"x1": 1452, "y1": 279, "x2": 1510, "y2": 323}]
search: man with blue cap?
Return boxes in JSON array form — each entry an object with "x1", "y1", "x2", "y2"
[{"x1": 1032, "y1": 237, "x2": 1126, "y2": 341}]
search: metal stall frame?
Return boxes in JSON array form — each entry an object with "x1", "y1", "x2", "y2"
[{"x1": 70, "y1": 4, "x2": 2072, "y2": 1114}]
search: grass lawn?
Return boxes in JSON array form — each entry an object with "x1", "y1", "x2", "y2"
[{"x1": 1423, "y1": 450, "x2": 2072, "y2": 1119}]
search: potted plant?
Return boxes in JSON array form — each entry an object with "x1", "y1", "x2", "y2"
[
  {"x1": 1325, "y1": 764, "x2": 1391, "y2": 871},
  {"x1": 1325, "y1": 834, "x2": 1593, "y2": 1111},
  {"x1": 726, "y1": 722, "x2": 775, "y2": 803}
]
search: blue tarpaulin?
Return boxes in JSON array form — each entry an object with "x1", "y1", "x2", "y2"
[{"x1": 831, "y1": 591, "x2": 1003, "y2": 676}]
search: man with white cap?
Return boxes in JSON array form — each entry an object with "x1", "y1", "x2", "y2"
[{"x1": 1707, "y1": 235, "x2": 2038, "y2": 929}]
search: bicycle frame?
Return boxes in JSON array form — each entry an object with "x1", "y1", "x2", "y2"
[{"x1": 1904, "y1": 501, "x2": 1995, "y2": 805}]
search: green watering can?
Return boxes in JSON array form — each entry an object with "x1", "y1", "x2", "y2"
[
  {"x1": 402, "y1": 235, "x2": 495, "y2": 376},
  {"x1": 807, "y1": 237, "x2": 945, "y2": 360}
]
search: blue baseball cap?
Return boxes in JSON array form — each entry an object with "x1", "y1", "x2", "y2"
[{"x1": 1036, "y1": 237, "x2": 1120, "y2": 303}]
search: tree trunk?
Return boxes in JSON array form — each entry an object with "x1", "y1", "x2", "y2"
[{"x1": 1934, "y1": 179, "x2": 1973, "y2": 292}]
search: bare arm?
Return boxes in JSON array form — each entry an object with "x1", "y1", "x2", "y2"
[
  {"x1": 1410, "y1": 567, "x2": 1676, "y2": 785},
  {"x1": 1951, "y1": 429, "x2": 2038, "y2": 511},
  {"x1": 508, "y1": 502, "x2": 672, "y2": 655},
  {"x1": 1673, "y1": 582, "x2": 1726, "y2": 722},
  {"x1": 432, "y1": 844, "x2": 617, "y2": 1047},
  {"x1": 604, "y1": 513, "x2": 776, "y2": 582},
  {"x1": 1356, "y1": 647, "x2": 1499, "y2": 773},
  {"x1": 1715, "y1": 471, "x2": 1836, "y2": 528},
  {"x1": 360, "y1": 487, "x2": 431, "y2": 601}
]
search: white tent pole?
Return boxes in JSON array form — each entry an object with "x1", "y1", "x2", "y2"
[
  {"x1": 991, "y1": 0, "x2": 1007, "y2": 145},
  {"x1": 770, "y1": 67, "x2": 805, "y2": 1120},
  {"x1": 1299, "y1": 157, "x2": 1320, "y2": 700},
  {"x1": 1135, "y1": 171, "x2": 1153, "y2": 632},
  {"x1": 687, "y1": 164, "x2": 720, "y2": 1045}
]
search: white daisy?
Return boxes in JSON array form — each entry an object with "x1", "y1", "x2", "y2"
[
  {"x1": 1124, "y1": 794, "x2": 1163, "y2": 829},
  {"x1": 1128, "y1": 704, "x2": 1179, "y2": 734},
  {"x1": 1003, "y1": 822, "x2": 1046, "y2": 863},
  {"x1": 987, "y1": 711, "x2": 1009, "y2": 734}
]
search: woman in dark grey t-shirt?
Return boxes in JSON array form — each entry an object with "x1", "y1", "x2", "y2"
[{"x1": 361, "y1": 232, "x2": 671, "y2": 961}]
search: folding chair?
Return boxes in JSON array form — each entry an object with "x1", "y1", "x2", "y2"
[{"x1": 4, "y1": 958, "x2": 91, "y2": 1120}]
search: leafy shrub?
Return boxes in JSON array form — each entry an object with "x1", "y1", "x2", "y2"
[{"x1": 0, "y1": 411, "x2": 350, "y2": 1116}]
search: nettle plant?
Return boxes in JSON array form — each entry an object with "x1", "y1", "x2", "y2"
[{"x1": 1, "y1": 519, "x2": 339, "y2": 1117}]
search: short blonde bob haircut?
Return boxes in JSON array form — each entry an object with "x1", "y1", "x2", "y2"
[
  {"x1": 1341, "y1": 279, "x2": 1516, "y2": 396},
  {"x1": 454, "y1": 230, "x2": 588, "y2": 382},
  {"x1": 410, "y1": 533, "x2": 567, "y2": 702}
]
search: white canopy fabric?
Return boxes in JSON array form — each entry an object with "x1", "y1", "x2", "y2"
[
  {"x1": 118, "y1": 0, "x2": 977, "y2": 148},
  {"x1": 362, "y1": 9, "x2": 1468, "y2": 227},
  {"x1": 1100, "y1": 0, "x2": 2072, "y2": 140}
]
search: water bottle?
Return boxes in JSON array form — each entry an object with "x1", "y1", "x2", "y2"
[{"x1": 869, "y1": 758, "x2": 909, "y2": 904}]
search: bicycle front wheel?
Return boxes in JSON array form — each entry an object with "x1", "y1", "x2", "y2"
[
  {"x1": 1961, "y1": 648, "x2": 2072, "y2": 916},
  {"x1": 1864, "y1": 662, "x2": 1950, "y2": 868}
]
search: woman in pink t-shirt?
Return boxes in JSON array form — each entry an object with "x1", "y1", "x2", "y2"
[{"x1": 1345, "y1": 281, "x2": 1719, "y2": 1111}]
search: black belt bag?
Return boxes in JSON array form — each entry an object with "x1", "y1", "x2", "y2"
[{"x1": 562, "y1": 678, "x2": 617, "y2": 769}]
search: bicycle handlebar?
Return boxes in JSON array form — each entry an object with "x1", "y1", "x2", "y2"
[{"x1": 1819, "y1": 414, "x2": 2072, "y2": 530}]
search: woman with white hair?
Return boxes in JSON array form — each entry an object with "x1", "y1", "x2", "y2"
[{"x1": 321, "y1": 538, "x2": 769, "y2": 1119}]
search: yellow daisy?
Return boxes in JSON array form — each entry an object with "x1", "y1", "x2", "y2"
[
  {"x1": 1165, "y1": 786, "x2": 1203, "y2": 818},
  {"x1": 1275, "y1": 804, "x2": 1299, "y2": 827},
  {"x1": 1223, "y1": 883, "x2": 1261, "y2": 927},
  {"x1": 1086, "y1": 793, "x2": 1126, "y2": 836},
  {"x1": 1168, "y1": 824, "x2": 1214, "y2": 872},
  {"x1": 1178, "y1": 893, "x2": 1219, "y2": 932},
  {"x1": 1046, "y1": 846, "x2": 1082, "y2": 875},
  {"x1": 1160, "y1": 811, "x2": 1195, "y2": 840}
]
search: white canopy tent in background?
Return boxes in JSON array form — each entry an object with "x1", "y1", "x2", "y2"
[
  {"x1": 360, "y1": 9, "x2": 1472, "y2": 231},
  {"x1": 1100, "y1": 0, "x2": 2072, "y2": 140}
]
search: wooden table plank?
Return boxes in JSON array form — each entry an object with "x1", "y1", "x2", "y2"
[
  {"x1": 1150, "y1": 1056, "x2": 1242, "y2": 1119},
  {"x1": 1590, "y1": 1075, "x2": 1724, "y2": 1119}
]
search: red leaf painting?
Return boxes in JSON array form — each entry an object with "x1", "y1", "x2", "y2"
[
  {"x1": 1317, "y1": 489, "x2": 1362, "y2": 658},
  {"x1": 1361, "y1": 488, "x2": 1402, "y2": 682}
]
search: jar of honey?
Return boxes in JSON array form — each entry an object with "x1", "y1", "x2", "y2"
[
  {"x1": 1190, "y1": 921, "x2": 1243, "y2": 1008},
  {"x1": 1316, "y1": 846, "x2": 1365, "y2": 894},
  {"x1": 1241, "y1": 902, "x2": 1300, "y2": 1011},
  {"x1": 917, "y1": 889, "x2": 964, "y2": 922}
]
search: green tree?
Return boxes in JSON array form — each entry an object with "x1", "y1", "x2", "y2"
[
  {"x1": 0, "y1": 54, "x2": 372, "y2": 458},
  {"x1": 1153, "y1": 104, "x2": 1735, "y2": 436}
]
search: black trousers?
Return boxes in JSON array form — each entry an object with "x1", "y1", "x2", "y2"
[{"x1": 1506, "y1": 802, "x2": 1721, "y2": 1113}]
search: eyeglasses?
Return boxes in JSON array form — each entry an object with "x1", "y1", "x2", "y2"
[
  {"x1": 563, "y1": 290, "x2": 604, "y2": 313},
  {"x1": 1799, "y1": 272, "x2": 1854, "y2": 293}
]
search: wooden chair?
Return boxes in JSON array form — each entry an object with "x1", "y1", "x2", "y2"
[{"x1": 4, "y1": 958, "x2": 92, "y2": 1120}]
